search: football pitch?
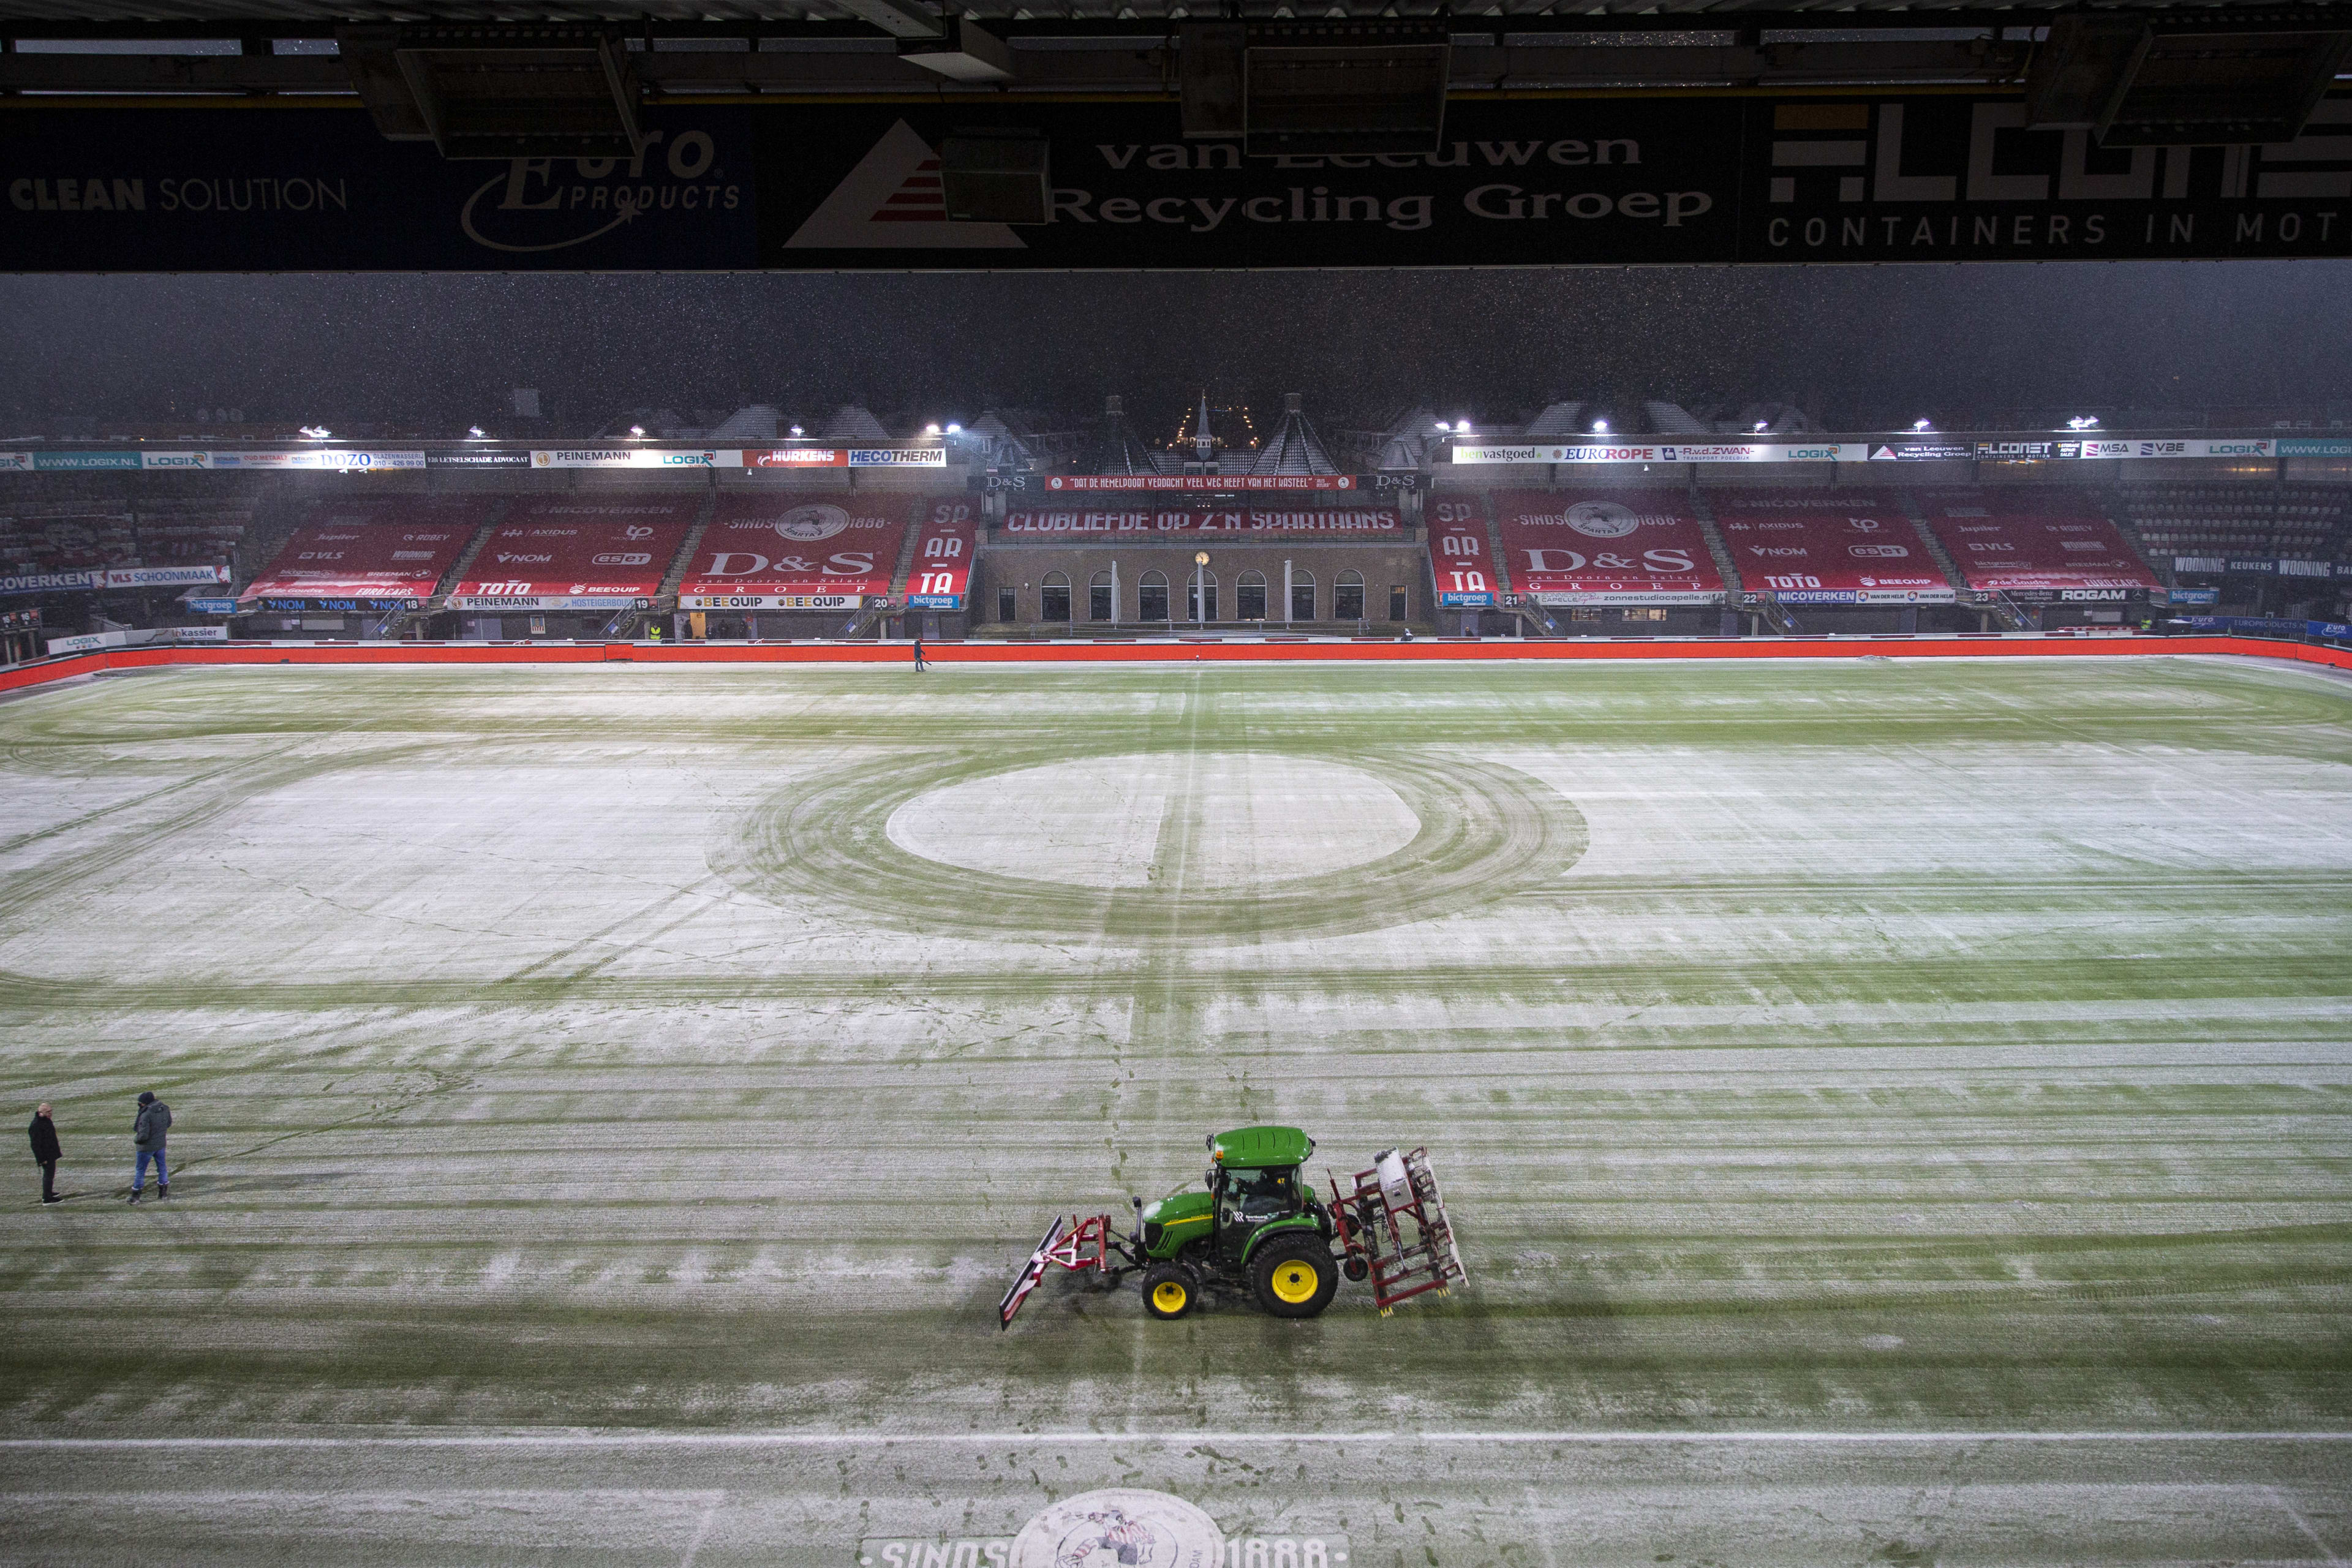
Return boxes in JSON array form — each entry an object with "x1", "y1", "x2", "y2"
[{"x1": 0, "y1": 652, "x2": 2347, "y2": 1566}]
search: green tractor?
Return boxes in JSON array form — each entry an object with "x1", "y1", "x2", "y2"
[{"x1": 998, "y1": 1125, "x2": 1465, "y2": 1328}]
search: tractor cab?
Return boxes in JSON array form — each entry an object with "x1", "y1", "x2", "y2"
[{"x1": 1205, "y1": 1126, "x2": 1317, "y2": 1262}]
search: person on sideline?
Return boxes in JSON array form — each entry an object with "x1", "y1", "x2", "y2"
[
  {"x1": 912, "y1": 634, "x2": 927, "y2": 673},
  {"x1": 129, "y1": 1090, "x2": 171, "y2": 1203},
  {"x1": 28, "y1": 1104, "x2": 60, "y2": 1204}
]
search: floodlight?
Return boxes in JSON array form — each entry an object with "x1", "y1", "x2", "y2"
[
  {"x1": 1755, "y1": 421, "x2": 1770, "y2": 432},
  {"x1": 2067, "y1": 416, "x2": 2100, "y2": 430},
  {"x1": 467, "y1": 425, "x2": 486, "y2": 439},
  {"x1": 790, "y1": 425, "x2": 805, "y2": 437},
  {"x1": 628, "y1": 424, "x2": 646, "y2": 438},
  {"x1": 1913, "y1": 418, "x2": 1933, "y2": 431},
  {"x1": 925, "y1": 423, "x2": 942, "y2": 435},
  {"x1": 1454, "y1": 418, "x2": 1472, "y2": 433},
  {"x1": 1593, "y1": 420, "x2": 1610, "y2": 434},
  {"x1": 945, "y1": 423, "x2": 963, "y2": 435},
  {"x1": 1433, "y1": 421, "x2": 1451, "y2": 432}
]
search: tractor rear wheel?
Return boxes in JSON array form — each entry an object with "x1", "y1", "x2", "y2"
[
  {"x1": 1142, "y1": 1264, "x2": 1196, "y2": 1321},
  {"x1": 1251, "y1": 1237, "x2": 1338, "y2": 1319}
]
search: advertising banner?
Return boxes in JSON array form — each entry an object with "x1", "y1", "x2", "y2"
[
  {"x1": 2278, "y1": 437, "x2": 2352, "y2": 456},
  {"x1": 2173, "y1": 555, "x2": 2352, "y2": 576},
  {"x1": 426, "y1": 450, "x2": 532, "y2": 468},
  {"x1": 447, "y1": 497, "x2": 694, "y2": 610},
  {"x1": 3, "y1": 93, "x2": 2345, "y2": 271},
  {"x1": 1001, "y1": 507, "x2": 1400, "y2": 537},
  {"x1": 0, "y1": 108, "x2": 756, "y2": 271},
  {"x1": 2185, "y1": 615, "x2": 2352, "y2": 639},
  {"x1": 185, "y1": 596, "x2": 241, "y2": 614},
  {"x1": 1491, "y1": 489, "x2": 1725, "y2": 603},
  {"x1": 1741, "y1": 94, "x2": 2352, "y2": 263},
  {"x1": 532, "y1": 448, "x2": 740, "y2": 469},
  {"x1": 28, "y1": 452, "x2": 143, "y2": 471},
  {"x1": 1866, "y1": 442, "x2": 1975, "y2": 462},
  {"x1": 1915, "y1": 490, "x2": 2160, "y2": 592},
  {"x1": 103, "y1": 564, "x2": 232, "y2": 588},
  {"x1": 904, "y1": 499, "x2": 978, "y2": 609},
  {"x1": 1709, "y1": 491, "x2": 1954, "y2": 603},
  {"x1": 200, "y1": 448, "x2": 426, "y2": 471},
  {"x1": 679, "y1": 492, "x2": 910, "y2": 609},
  {"x1": 1452, "y1": 442, "x2": 1864, "y2": 464},
  {"x1": 1045, "y1": 475, "x2": 1358, "y2": 491},
  {"x1": 1425, "y1": 496, "x2": 1497, "y2": 605},
  {"x1": 2074, "y1": 437, "x2": 2274, "y2": 461},
  {"x1": 0, "y1": 568, "x2": 100, "y2": 596},
  {"x1": 747, "y1": 448, "x2": 850, "y2": 469}
]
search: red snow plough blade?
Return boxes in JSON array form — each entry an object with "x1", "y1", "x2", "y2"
[{"x1": 997, "y1": 1213, "x2": 1115, "y2": 1329}]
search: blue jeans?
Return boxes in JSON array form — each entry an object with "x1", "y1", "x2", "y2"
[{"x1": 134, "y1": 1147, "x2": 167, "y2": 1191}]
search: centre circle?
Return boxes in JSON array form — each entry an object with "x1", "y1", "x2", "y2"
[{"x1": 884, "y1": 752, "x2": 1421, "y2": 889}]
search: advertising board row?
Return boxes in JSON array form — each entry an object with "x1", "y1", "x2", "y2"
[
  {"x1": 1, "y1": 564, "x2": 230, "y2": 597},
  {"x1": 1448, "y1": 437, "x2": 2312, "y2": 466},
  {"x1": 0, "y1": 447, "x2": 950, "y2": 473},
  {"x1": 1, "y1": 436, "x2": 2324, "y2": 480},
  {"x1": 4, "y1": 95, "x2": 2349, "y2": 271},
  {"x1": 2170, "y1": 554, "x2": 2352, "y2": 578}
]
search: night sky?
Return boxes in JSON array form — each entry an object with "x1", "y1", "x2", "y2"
[{"x1": 1, "y1": 261, "x2": 2345, "y2": 434}]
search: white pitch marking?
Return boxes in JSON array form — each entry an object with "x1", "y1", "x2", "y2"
[
  {"x1": 6, "y1": 1431, "x2": 2352, "y2": 1452},
  {"x1": 679, "y1": 1491, "x2": 725, "y2": 1568},
  {"x1": 2267, "y1": 1487, "x2": 2348, "y2": 1567}
]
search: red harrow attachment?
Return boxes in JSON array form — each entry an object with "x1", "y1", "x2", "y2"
[{"x1": 1330, "y1": 1147, "x2": 1468, "y2": 1314}]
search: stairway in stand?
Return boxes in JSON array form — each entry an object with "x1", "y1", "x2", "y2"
[
  {"x1": 426, "y1": 495, "x2": 516, "y2": 625},
  {"x1": 656, "y1": 489, "x2": 719, "y2": 603},
  {"x1": 1899, "y1": 489, "x2": 1973, "y2": 597},
  {"x1": 1689, "y1": 488, "x2": 1746, "y2": 605}
]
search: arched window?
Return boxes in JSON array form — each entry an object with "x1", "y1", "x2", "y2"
[
  {"x1": 1335, "y1": 568, "x2": 1365, "y2": 621},
  {"x1": 1187, "y1": 569, "x2": 1218, "y2": 624},
  {"x1": 1041, "y1": 571, "x2": 1071, "y2": 623},
  {"x1": 1237, "y1": 570, "x2": 1267, "y2": 621},
  {"x1": 1089, "y1": 569, "x2": 1114, "y2": 622},
  {"x1": 1139, "y1": 570, "x2": 1169, "y2": 623},
  {"x1": 1289, "y1": 568, "x2": 1316, "y2": 623}
]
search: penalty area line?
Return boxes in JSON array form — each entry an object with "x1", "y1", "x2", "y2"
[{"x1": 4, "y1": 1431, "x2": 2352, "y2": 1452}]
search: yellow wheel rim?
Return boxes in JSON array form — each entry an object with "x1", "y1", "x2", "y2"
[
  {"x1": 1151, "y1": 1281, "x2": 1189, "y2": 1314},
  {"x1": 1270, "y1": 1259, "x2": 1322, "y2": 1305}
]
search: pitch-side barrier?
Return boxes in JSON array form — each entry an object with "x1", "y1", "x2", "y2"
[{"x1": 3, "y1": 634, "x2": 2351, "y2": 698}]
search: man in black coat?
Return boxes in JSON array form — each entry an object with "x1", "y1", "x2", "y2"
[{"x1": 28, "y1": 1104, "x2": 60, "y2": 1204}]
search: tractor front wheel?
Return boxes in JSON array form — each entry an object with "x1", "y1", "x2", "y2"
[
  {"x1": 1142, "y1": 1264, "x2": 1196, "y2": 1321},
  {"x1": 1251, "y1": 1237, "x2": 1339, "y2": 1319}
]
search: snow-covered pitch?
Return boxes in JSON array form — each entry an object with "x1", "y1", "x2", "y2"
[{"x1": 1, "y1": 654, "x2": 2347, "y2": 1566}]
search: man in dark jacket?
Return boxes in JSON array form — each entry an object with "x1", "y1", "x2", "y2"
[
  {"x1": 28, "y1": 1104, "x2": 60, "y2": 1204},
  {"x1": 129, "y1": 1090, "x2": 170, "y2": 1203}
]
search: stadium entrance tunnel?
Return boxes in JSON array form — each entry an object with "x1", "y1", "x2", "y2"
[{"x1": 713, "y1": 745, "x2": 1588, "y2": 944}]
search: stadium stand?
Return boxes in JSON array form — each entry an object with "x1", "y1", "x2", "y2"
[
  {"x1": 1711, "y1": 491, "x2": 1956, "y2": 605},
  {"x1": 2117, "y1": 483, "x2": 2349, "y2": 563},
  {"x1": 448, "y1": 497, "x2": 695, "y2": 613},
  {"x1": 906, "y1": 500, "x2": 978, "y2": 615},
  {"x1": 1912, "y1": 489, "x2": 2160, "y2": 594},
  {"x1": 1490, "y1": 489, "x2": 1727, "y2": 606},
  {"x1": 679, "y1": 491, "x2": 914, "y2": 614},
  {"x1": 0, "y1": 500, "x2": 135, "y2": 576},
  {"x1": 133, "y1": 499, "x2": 253, "y2": 575},
  {"x1": 241, "y1": 499, "x2": 491, "y2": 606}
]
